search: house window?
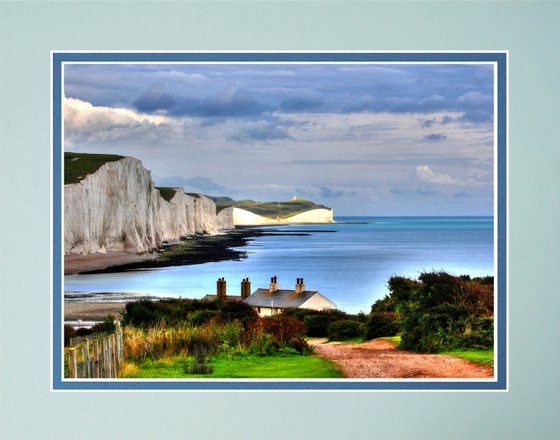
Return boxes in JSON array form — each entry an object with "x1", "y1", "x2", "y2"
[{"x1": 257, "y1": 307, "x2": 261, "y2": 313}]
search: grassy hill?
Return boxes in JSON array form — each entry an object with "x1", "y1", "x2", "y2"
[
  {"x1": 64, "y1": 152, "x2": 124, "y2": 184},
  {"x1": 211, "y1": 197, "x2": 331, "y2": 219},
  {"x1": 155, "y1": 187, "x2": 178, "y2": 202}
]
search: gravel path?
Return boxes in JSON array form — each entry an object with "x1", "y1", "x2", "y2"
[{"x1": 309, "y1": 338, "x2": 493, "y2": 379}]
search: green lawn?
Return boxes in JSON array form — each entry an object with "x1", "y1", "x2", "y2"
[
  {"x1": 377, "y1": 336, "x2": 401, "y2": 344},
  {"x1": 439, "y1": 349, "x2": 494, "y2": 367},
  {"x1": 121, "y1": 353, "x2": 344, "y2": 379},
  {"x1": 65, "y1": 152, "x2": 124, "y2": 184}
]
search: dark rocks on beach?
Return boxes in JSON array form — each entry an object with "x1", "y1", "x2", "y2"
[{"x1": 78, "y1": 227, "x2": 334, "y2": 274}]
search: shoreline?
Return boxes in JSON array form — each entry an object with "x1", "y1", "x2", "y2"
[{"x1": 65, "y1": 227, "x2": 335, "y2": 275}]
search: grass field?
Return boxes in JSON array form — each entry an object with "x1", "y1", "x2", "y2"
[
  {"x1": 65, "y1": 152, "x2": 124, "y2": 184},
  {"x1": 121, "y1": 353, "x2": 344, "y2": 379},
  {"x1": 439, "y1": 349, "x2": 494, "y2": 367},
  {"x1": 213, "y1": 197, "x2": 330, "y2": 218},
  {"x1": 155, "y1": 187, "x2": 177, "y2": 202}
]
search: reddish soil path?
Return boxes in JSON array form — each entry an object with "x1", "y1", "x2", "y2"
[{"x1": 309, "y1": 338, "x2": 493, "y2": 379}]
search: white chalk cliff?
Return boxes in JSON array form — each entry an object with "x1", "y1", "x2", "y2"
[
  {"x1": 64, "y1": 156, "x2": 232, "y2": 255},
  {"x1": 217, "y1": 206, "x2": 334, "y2": 226}
]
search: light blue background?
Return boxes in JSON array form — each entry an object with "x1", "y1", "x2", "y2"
[{"x1": 1, "y1": 1, "x2": 558, "y2": 438}]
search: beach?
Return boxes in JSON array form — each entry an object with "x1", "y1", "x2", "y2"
[
  {"x1": 65, "y1": 251, "x2": 157, "y2": 275},
  {"x1": 64, "y1": 301, "x2": 128, "y2": 321}
]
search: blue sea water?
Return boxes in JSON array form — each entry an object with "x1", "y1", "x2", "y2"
[{"x1": 64, "y1": 217, "x2": 494, "y2": 314}]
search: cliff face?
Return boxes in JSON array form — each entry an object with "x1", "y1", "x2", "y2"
[
  {"x1": 64, "y1": 156, "x2": 232, "y2": 255},
  {"x1": 224, "y1": 207, "x2": 334, "y2": 226}
]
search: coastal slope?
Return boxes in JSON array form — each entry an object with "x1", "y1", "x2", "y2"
[
  {"x1": 214, "y1": 197, "x2": 334, "y2": 226},
  {"x1": 217, "y1": 206, "x2": 334, "y2": 226},
  {"x1": 64, "y1": 152, "x2": 232, "y2": 256}
]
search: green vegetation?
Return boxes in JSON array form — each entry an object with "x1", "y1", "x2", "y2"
[
  {"x1": 378, "y1": 336, "x2": 402, "y2": 344},
  {"x1": 364, "y1": 311, "x2": 400, "y2": 340},
  {"x1": 121, "y1": 353, "x2": 343, "y2": 379},
  {"x1": 63, "y1": 315, "x2": 116, "y2": 346},
  {"x1": 373, "y1": 271, "x2": 494, "y2": 353},
  {"x1": 439, "y1": 349, "x2": 494, "y2": 367},
  {"x1": 283, "y1": 308, "x2": 366, "y2": 338},
  {"x1": 327, "y1": 319, "x2": 364, "y2": 341},
  {"x1": 328, "y1": 337, "x2": 365, "y2": 344},
  {"x1": 119, "y1": 301, "x2": 321, "y2": 378},
  {"x1": 155, "y1": 187, "x2": 177, "y2": 202},
  {"x1": 121, "y1": 298, "x2": 258, "y2": 327},
  {"x1": 211, "y1": 196, "x2": 330, "y2": 218},
  {"x1": 64, "y1": 152, "x2": 124, "y2": 184}
]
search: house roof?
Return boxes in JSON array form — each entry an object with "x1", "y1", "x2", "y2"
[{"x1": 243, "y1": 288, "x2": 320, "y2": 309}]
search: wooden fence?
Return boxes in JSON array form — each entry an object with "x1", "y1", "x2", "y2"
[{"x1": 66, "y1": 321, "x2": 124, "y2": 379}]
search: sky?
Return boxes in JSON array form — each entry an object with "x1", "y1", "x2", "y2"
[{"x1": 63, "y1": 62, "x2": 495, "y2": 216}]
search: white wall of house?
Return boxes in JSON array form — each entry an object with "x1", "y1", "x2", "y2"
[
  {"x1": 254, "y1": 306, "x2": 282, "y2": 317},
  {"x1": 299, "y1": 294, "x2": 336, "y2": 311}
]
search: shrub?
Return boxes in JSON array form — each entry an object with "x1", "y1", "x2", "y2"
[
  {"x1": 383, "y1": 271, "x2": 494, "y2": 353},
  {"x1": 216, "y1": 301, "x2": 259, "y2": 326},
  {"x1": 188, "y1": 310, "x2": 217, "y2": 326},
  {"x1": 260, "y1": 315, "x2": 309, "y2": 352},
  {"x1": 91, "y1": 315, "x2": 116, "y2": 333},
  {"x1": 122, "y1": 298, "x2": 220, "y2": 327},
  {"x1": 64, "y1": 325, "x2": 77, "y2": 346},
  {"x1": 303, "y1": 314, "x2": 332, "y2": 337},
  {"x1": 327, "y1": 320, "x2": 363, "y2": 341},
  {"x1": 365, "y1": 312, "x2": 400, "y2": 340},
  {"x1": 284, "y1": 308, "x2": 352, "y2": 337}
]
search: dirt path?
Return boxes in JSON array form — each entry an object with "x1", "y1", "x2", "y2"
[{"x1": 309, "y1": 338, "x2": 493, "y2": 379}]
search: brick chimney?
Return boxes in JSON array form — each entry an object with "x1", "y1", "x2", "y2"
[
  {"x1": 295, "y1": 277, "x2": 305, "y2": 294},
  {"x1": 269, "y1": 276, "x2": 278, "y2": 293},
  {"x1": 241, "y1": 278, "x2": 251, "y2": 299},
  {"x1": 217, "y1": 277, "x2": 227, "y2": 299}
]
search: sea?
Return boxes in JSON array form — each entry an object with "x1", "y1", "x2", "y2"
[{"x1": 64, "y1": 216, "x2": 494, "y2": 314}]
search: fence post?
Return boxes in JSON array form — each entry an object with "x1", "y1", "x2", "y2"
[
  {"x1": 92, "y1": 340, "x2": 99, "y2": 378},
  {"x1": 106, "y1": 336, "x2": 113, "y2": 378},
  {"x1": 82, "y1": 338, "x2": 90, "y2": 378},
  {"x1": 68, "y1": 348, "x2": 77, "y2": 379},
  {"x1": 111, "y1": 334, "x2": 118, "y2": 377},
  {"x1": 116, "y1": 320, "x2": 124, "y2": 367},
  {"x1": 100, "y1": 337, "x2": 107, "y2": 378}
]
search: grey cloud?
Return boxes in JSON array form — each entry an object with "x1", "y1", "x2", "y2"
[
  {"x1": 133, "y1": 84, "x2": 175, "y2": 112},
  {"x1": 319, "y1": 186, "x2": 357, "y2": 199},
  {"x1": 170, "y1": 86, "x2": 269, "y2": 118},
  {"x1": 228, "y1": 121, "x2": 290, "y2": 143},
  {"x1": 423, "y1": 133, "x2": 448, "y2": 142},
  {"x1": 154, "y1": 175, "x2": 227, "y2": 195}
]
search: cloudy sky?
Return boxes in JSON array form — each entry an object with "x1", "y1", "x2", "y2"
[{"x1": 63, "y1": 62, "x2": 494, "y2": 216}]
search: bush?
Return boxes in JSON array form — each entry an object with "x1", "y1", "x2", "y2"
[
  {"x1": 327, "y1": 320, "x2": 363, "y2": 341},
  {"x1": 122, "y1": 298, "x2": 220, "y2": 327},
  {"x1": 303, "y1": 314, "x2": 333, "y2": 337},
  {"x1": 260, "y1": 315, "x2": 309, "y2": 353},
  {"x1": 383, "y1": 271, "x2": 494, "y2": 353},
  {"x1": 188, "y1": 310, "x2": 217, "y2": 326},
  {"x1": 284, "y1": 308, "x2": 352, "y2": 337},
  {"x1": 64, "y1": 325, "x2": 77, "y2": 346},
  {"x1": 216, "y1": 301, "x2": 258, "y2": 326},
  {"x1": 91, "y1": 315, "x2": 116, "y2": 333},
  {"x1": 364, "y1": 312, "x2": 400, "y2": 340}
]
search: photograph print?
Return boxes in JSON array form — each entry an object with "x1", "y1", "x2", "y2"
[{"x1": 54, "y1": 52, "x2": 507, "y2": 390}]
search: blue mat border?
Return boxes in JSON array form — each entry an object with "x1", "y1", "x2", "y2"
[{"x1": 52, "y1": 52, "x2": 507, "y2": 391}]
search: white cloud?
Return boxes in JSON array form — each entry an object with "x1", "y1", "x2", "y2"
[
  {"x1": 416, "y1": 165, "x2": 462, "y2": 186},
  {"x1": 64, "y1": 98, "x2": 186, "y2": 147}
]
